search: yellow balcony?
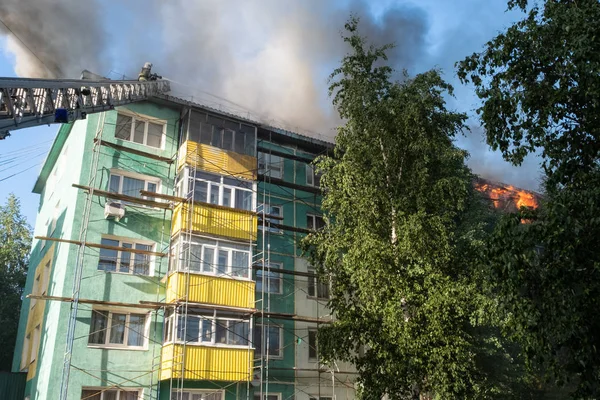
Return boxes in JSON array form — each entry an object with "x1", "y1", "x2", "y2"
[
  {"x1": 178, "y1": 140, "x2": 257, "y2": 180},
  {"x1": 171, "y1": 203, "x2": 257, "y2": 241},
  {"x1": 160, "y1": 344, "x2": 253, "y2": 381},
  {"x1": 166, "y1": 272, "x2": 255, "y2": 309}
]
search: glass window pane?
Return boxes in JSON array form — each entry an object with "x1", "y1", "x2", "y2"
[
  {"x1": 230, "y1": 321, "x2": 248, "y2": 345},
  {"x1": 202, "y1": 319, "x2": 212, "y2": 342},
  {"x1": 186, "y1": 316, "x2": 200, "y2": 343},
  {"x1": 232, "y1": 251, "x2": 248, "y2": 278},
  {"x1": 119, "y1": 242, "x2": 132, "y2": 273},
  {"x1": 203, "y1": 247, "x2": 215, "y2": 273},
  {"x1": 88, "y1": 310, "x2": 108, "y2": 344},
  {"x1": 223, "y1": 129, "x2": 234, "y2": 150},
  {"x1": 99, "y1": 239, "x2": 119, "y2": 272},
  {"x1": 211, "y1": 129, "x2": 223, "y2": 148},
  {"x1": 81, "y1": 389, "x2": 102, "y2": 400},
  {"x1": 147, "y1": 182, "x2": 157, "y2": 193},
  {"x1": 195, "y1": 171, "x2": 220, "y2": 182},
  {"x1": 147, "y1": 122, "x2": 163, "y2": 148},
  {"x1": 109, "y1": 175, "x2": 121, "y2": 193},
  {"x1": 133, "y1": 120, "x2": 145, "y2": 144},
  {"x1": 268, "y1": 326, "x2": 280, "y2": 356},
  {"x1": 269, "y1": 272, "x2": 281, "y2": 293},
  {"x1": 127, "y1": 314, "x2": 145, "y2": 346},
  {"x1": 134, "y1": 244, "x2": 151, "y2": 275},
  {"x1": 253, "y1": 325, "x2": 262, "y2": 354},
  {"x1": 222, "y1": 187, "x2": 232, "y2": 207},
  {"x1": 217, "y1": 250, "x2": 228, "y2": 275},
  {"x1": 216, "y1": 320, "x2": 227, "y2": 344},
  {"x1": 120, "y1": 391, "x2": 140, "y2": 400},
  {"x1": 235, "y1": 190, "x2": 252, "y2": 211},
  {"x1": 306, "y1": 164, "x2": 314, "y2": 186},
  {"x1": 109, "y1": 313, "x2": 126, "y2": 344},
  {"x1": 244, "y1": 127, "x2": 256, "y2": 156},
  {"x1": 309, "y1": 330, "x2": 317, "y2": 359},
  {"x1": 103, "y1": 390, "x2": 118, "y2": 400},
  {"x1": 115, "y1": 114, "x2": 132, "y2": 140},
  {"x1": 234, "y1": 131, "x2": 246, "y2": 154},
  {"x1": 209, "y1": 184, "x2": 219, "y2": 205},
  {"x1": 200, "y1": 122, "x2": 212, "y2": 145},
  {"x1": 187, "y1": 243, "x2": 202, "y2": 273},
  {"x1": 307, "y1": 215, "x2": 314, "y2": 230},
  {"x1": 193, "y1": 181, "x2": 208, "y2": 203},
  {"x1": 189, "y1": 111, "x2": 204, "y2": 143},
  {"x1": 122, "y1": 177, "x2": 144, "y2": 198}
]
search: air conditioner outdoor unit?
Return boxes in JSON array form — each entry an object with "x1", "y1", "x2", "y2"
[{"x1": 104, "y1": 201, "x2": 125, "y2": 220}]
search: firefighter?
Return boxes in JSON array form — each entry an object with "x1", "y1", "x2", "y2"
[{"x1": 138, "y1": 62, "x2": 161, "y2": 81}]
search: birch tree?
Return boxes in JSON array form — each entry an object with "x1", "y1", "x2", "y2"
[{"x1": 305, "y1": 18, "x2": 499, "y2": 399}]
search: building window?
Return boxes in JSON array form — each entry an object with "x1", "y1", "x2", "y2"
[
  {"x1": 88, "y1": 309, "x2": 148, "y2": 349},
  {"x1": 258, "y1": 152, "x2": 283, "y2": 179},
  {"x1": 306, "y1": 164, "x2": 321, "y2": 187},
  {"x1": 171, "y1": 390, "x2": 223, "y2": 400},
  {"x1": 190, "y1": 170, "x2": 254, "y2": 211},
  {"x1": 306, "y1": 214, "x2": 325, "y2": 231},
  {"x1": 254, "y1": 324, "x2": 281, "y2": 357},
  {"x1": 254, "y1": 394, "x2": 280, "y2": 400},
  {"x1": 115, "y1": 112, "x2": 165, "y2": 149},
  {"x1": 259, "y1": 204, "x2": 283, "y2": 233},
  {"x1": 168, "y1": 315, "x2": 250, "y2": 347},
  {"x1": 308, "y1": 269, "x2": 329, "y2": 299},
  {"x1": 186, "y1": 110, "x2": 256, "y2": 156},
  {"x1": 255, "y1": 263, "x2": 282, "y2": 294},
  {"x1": 98, "y1": 237, "x2": 154, "y2": 275},
  {"x1": 81, "y1": 388, "x2": 142, "y2": 400},
  {"x1": 308, "y1": 330, "x2": 318, "y2": 360},
  {"x1": 175, "y1": 236, "x2": 251, "y2": 279},
  {"x1": 109, "y1": 172, "x2": 160, "y2": 200}
]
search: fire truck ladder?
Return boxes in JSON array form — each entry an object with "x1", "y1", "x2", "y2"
[{"x1": 0, "y1": 75, "x2": 170, "y2": 139}]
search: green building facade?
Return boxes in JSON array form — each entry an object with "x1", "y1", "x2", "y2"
[{"x1": 13, "y1": 97, "x2": 356, "y2": 400}]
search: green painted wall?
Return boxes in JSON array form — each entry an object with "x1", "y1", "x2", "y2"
[{"x1": 17, "y1": 101, "x2": 181, "y2": 400}]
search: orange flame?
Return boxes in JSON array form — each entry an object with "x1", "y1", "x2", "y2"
[{"x1": 475, "y1": 182, "x2": 538, "y2": 210}]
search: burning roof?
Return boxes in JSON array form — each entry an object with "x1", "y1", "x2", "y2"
[{"x1": 474, "y1": 178, "x2": 541, "y2": 212}]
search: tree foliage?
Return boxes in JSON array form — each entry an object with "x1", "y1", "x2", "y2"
[
  {"x1": 458, "y1": 0, "x2": 600, "y2": 397},
  {"x1": 305, "y1": 18, "x2": 510, "y2": 399},
  {"x1": 0, "y1": 194, "x2": 31, "y2": 371}
]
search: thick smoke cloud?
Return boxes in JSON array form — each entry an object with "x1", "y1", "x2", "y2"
[
  {"x1": 0, "y1": 0, "x2": 541, "y2": 189},
  {"x1": 0, "y1": 0, "x2": 107, "y2": 78}
]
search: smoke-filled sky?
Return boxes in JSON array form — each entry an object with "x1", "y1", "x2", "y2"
[{"x1": 0, "y1": 0, "x2": 543, "y2": 223}]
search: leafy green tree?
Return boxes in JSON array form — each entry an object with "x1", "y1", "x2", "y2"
[
  {"x1": 0, "y1": 194, "x2": 31, "y2": 371},
  {"x1": 305, "y1": 18, "x2": 509, "y2": 399},
  {"x1": 458, "y1": 0, "x2": 600, "y2": 397}
]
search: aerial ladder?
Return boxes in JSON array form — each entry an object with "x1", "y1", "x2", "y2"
[{"x1": 0, "y1": 63, "x2": 170, "y2": 139}]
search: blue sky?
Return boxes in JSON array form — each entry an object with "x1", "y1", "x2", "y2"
[{"x1": 0, "y1": 0, "x2": 541, "y2": 225}]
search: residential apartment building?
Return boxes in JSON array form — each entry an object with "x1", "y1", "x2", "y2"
[{"x1": 13, "y1": 96, "x2": 356, "y2": 400}]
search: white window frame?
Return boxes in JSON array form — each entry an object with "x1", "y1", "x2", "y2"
[
  {"x1": 306, "y1": 213, "x2": 325, "y2": 231},
  {"x1": 98, "y1": 235, "x2": 156, "y2": 276},
  {"x1": 166, "y1": 314, "x2": 251, "y2": 349},
  {"x1": 255, "y1": 262, "x2": 283, "y2": 294},
  {"x1": 81, "y1": 387, "x2": 143, "y2": 400},
  {"x1": 258, "y1": 152, "x2": 284, "y2": 179},
  {"x1": 258, "y1": 204, "x2": 283, "y2": 234},
  {"x1": 306, "y1": 164, "x2": 321, "y2": 187},
  {"x1": 170, "y1": 389, "x2": 225, "y2": 400},
  {"x1": 307, "y1": 268, "x2": 330, "y2": 300},
  {"x1": 175, "y1": 235, "x2": 252, "y2": 280},
  {"x1": 188, "y1": 169, "x2": 255, "y2": 211},
  {"x1": 108, "y1": 169, "x2": 161, "y2": 201},
  {"x1": 254, "y1": 323, "x2": 283, "y2": 359},
  {"x1": 87, "y1": 308, "x2": 150, "y2": 350},
  {"x1": 115, "y1": 110, "x2": 166, "y2": 150}
]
